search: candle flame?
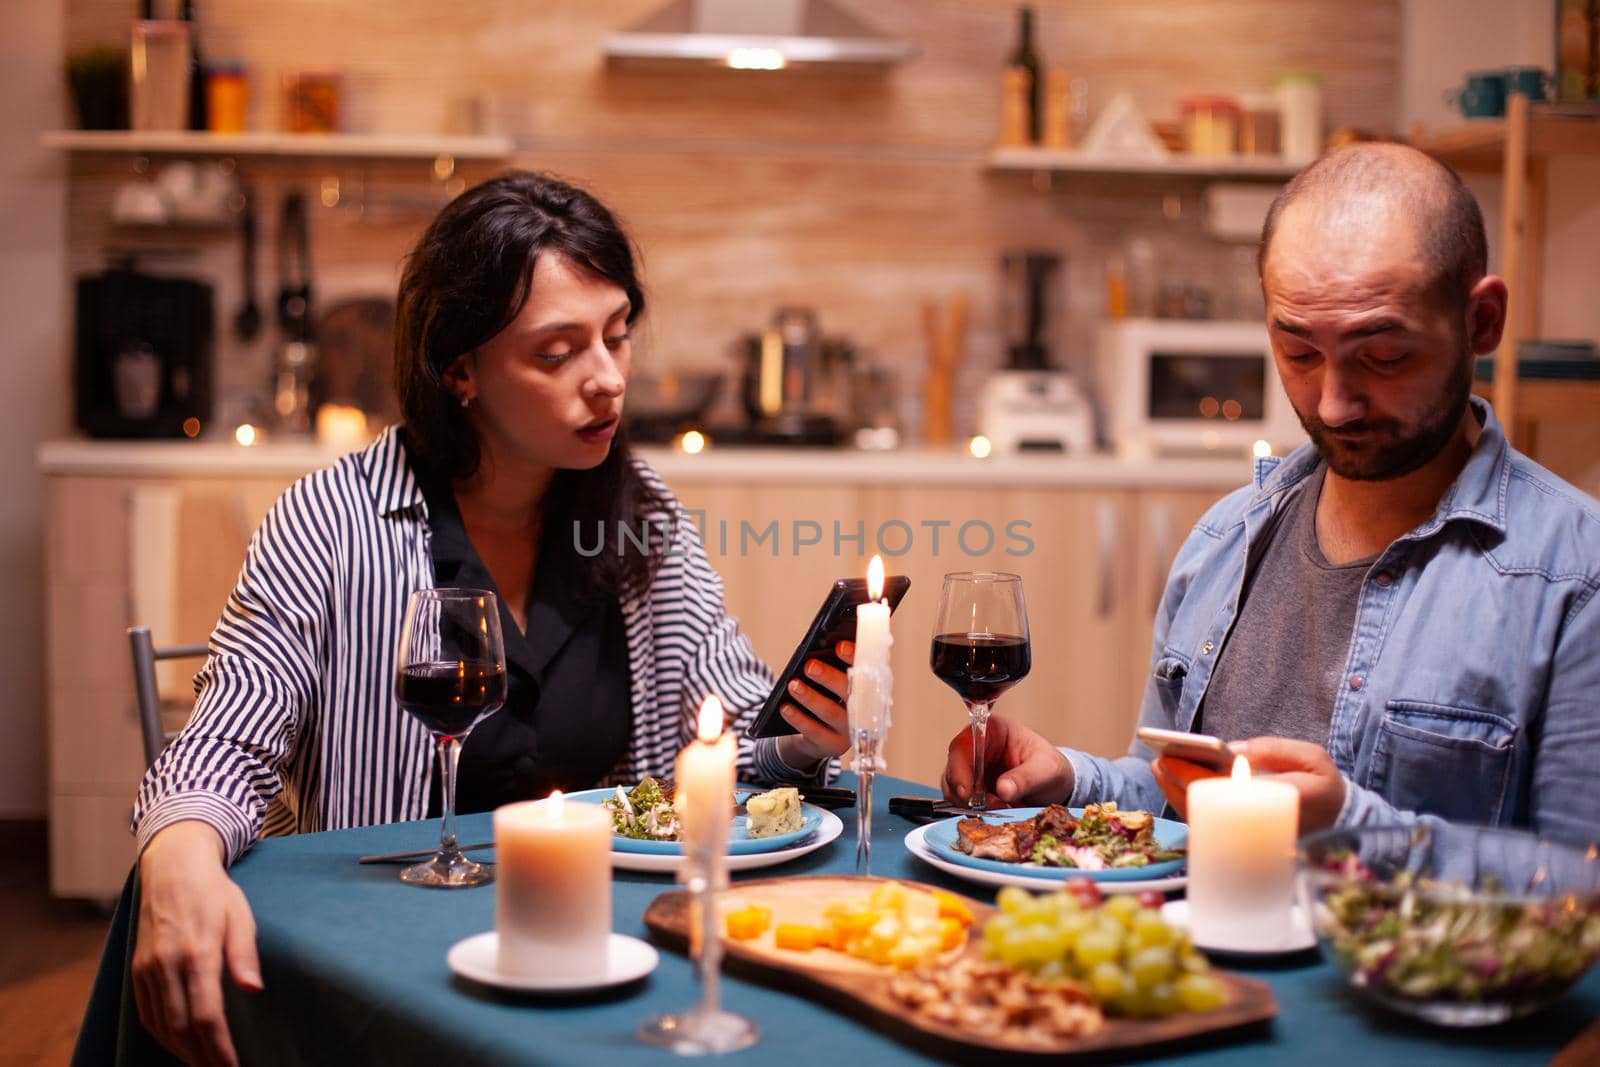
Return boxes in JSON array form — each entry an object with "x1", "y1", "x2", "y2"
[
  {"x1": 546, "y1": 789, "x2": 565, "y2": 819},
  {"x1": 868, "y1": 554, "x2": 884, "y2": 601},
  {"x1": 697, "y1": 694, "x2": 724, "y2": 743},
  {"x1": 1231, "y1": 754, "x2": 1251, "y2": 781}
]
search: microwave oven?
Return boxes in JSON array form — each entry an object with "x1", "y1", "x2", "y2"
[{"x1": 1096, "y1": 319, "x2": 1305, "y2": 458}]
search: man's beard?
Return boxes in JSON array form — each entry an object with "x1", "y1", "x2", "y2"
[{"x1": 1295, "y1": 356, "x2": 1473, "y2": 482}]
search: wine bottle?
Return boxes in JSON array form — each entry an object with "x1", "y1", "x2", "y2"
[
  {"x1": 180, "y1": 0, "x2": 208, "y2": 131},
  {"x1": 1007, "y1": 7, "x2": 1042, "y2": 143}
]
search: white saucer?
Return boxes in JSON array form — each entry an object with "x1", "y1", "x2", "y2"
[
  {"x1": 1160, "y1": 899, "x2": 1318, "y2": 956},
  {"x1": 447, "y1": 931, "x2": 659, "y2": 992},
  {"x1": 902, "y1": 822, "x2": 1188, "y2": 895}
]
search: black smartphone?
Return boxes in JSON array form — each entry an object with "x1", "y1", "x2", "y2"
[{"x1": 744, "y1": 574, "x2": 912, "y2": 739}]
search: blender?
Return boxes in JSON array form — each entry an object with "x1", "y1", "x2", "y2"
[{"x1": 978, "y1": 251, "x2": 1094, "y2": 454}]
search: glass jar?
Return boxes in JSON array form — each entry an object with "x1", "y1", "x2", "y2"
[{"x1": 1180, "y1": 95, "x2": 1240, "y2": 157}]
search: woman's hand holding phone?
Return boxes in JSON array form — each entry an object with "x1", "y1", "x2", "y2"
[{"x1": 775, "y1": 640, "x2": 854, "y2": 769}]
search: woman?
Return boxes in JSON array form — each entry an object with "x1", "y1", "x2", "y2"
[{"x1": 130, "y1": 171, "x2": 852, "y2": 1066}]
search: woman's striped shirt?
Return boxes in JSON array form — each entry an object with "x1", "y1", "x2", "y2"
[{"x1": 132, "y1": 427, "x2": 825, "y2": 864}]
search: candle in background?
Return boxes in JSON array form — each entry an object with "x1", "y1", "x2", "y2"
[
  {"x1": 315, "y1": 403, "x2": 369, "y2": 452},
  {"x1": 494, "y1": 790, "x2": 613, "y2": 979},
  {"x1": 675, "y1": 695, "x2": 737, "y2": 856},
  {"x1": 848, "y1": 554, "x2": 894, "y2": 737},
  {"x1": 1185, "y1": 755, "x2": 1299, "y2": 951}
]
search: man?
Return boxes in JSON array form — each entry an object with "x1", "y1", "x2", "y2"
[{"x1": 943, "y1": 143, "x2": 1600, "y2": 846}]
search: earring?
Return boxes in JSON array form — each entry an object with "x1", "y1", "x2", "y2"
[{"x1": 460, "y1": 394, "x2": 472, "y2": 408}]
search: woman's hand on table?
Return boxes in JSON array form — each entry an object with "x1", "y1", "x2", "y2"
[
  {"x1": 941, "y1": 713, "x2": 1074, "y2": 807},
  {"x1": 1151, "y1": 735, "x2": 1346, "y2": 835},
  {"x1": 133, "y1": 820, "x2": 262, "y2": 1067},
  {"x1": 775, "y1": 639, "x2": 854, "y2": 769}
]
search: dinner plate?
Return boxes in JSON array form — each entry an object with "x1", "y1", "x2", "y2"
[
  {"x1": 566, "y1": 788, "x2": 825, "y2": 855},
  {"x1": 447, "y1": 931, "x2": 659, "y2": 993},
  {"x1": 1160, "y1": 899, "x2": 1317, "y2": 956},
  {"x1": 615, "y1": 808, "x2": 844, "y2": 874},
  {"x1": 921, "y1": 807, "x2": 1188, "y2": 882},
  {"x1": 904, "y1": 822, "x2": 1188, "y2": 895}
]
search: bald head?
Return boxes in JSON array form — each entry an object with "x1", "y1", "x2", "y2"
[{"x1": 1258, "y1": 144, "x2": 1487, "y2": 314}]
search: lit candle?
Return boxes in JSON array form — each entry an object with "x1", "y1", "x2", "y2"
[
  {"x1": 315, "y1": 403, "x2": 369, "y2": 452},
  {"x1": 1184, "y1": 755, "x2": 1300, "y2": 951},
  {"x1": 675, "y1": 695, "x2": 737, "y2": 858},
  {"x1": 848, "y1": 555, "x2": 894, "y2": 737},
  {"x1": 494, "y1": 790, "x2": 613, "y2": 979}
]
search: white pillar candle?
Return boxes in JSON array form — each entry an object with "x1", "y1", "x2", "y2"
[
  {"x1": 494, "y1": 791, "x2": 613, "y2": 980},
  {"x1": 675, "y1": 695, "x2": 736, "y2": 857},
  {"x1": 848, "y1": 554, "x2": 894, "y2": 737},
  {"x1": 1184, "y1": 755, "x2": 1300, "y2": 951}
]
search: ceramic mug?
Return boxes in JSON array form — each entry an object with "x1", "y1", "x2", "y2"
[
  {"x1": 1503, "y1": 66, "x2": 1551, "y2": 102},
  {"x1": 1446, "y1": 71, "x2": 1506, "y2": 118}
]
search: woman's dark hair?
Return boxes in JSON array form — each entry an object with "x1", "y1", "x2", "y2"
[{"x1": 395, "y1": 170, "x2": 668, "y2": 596}]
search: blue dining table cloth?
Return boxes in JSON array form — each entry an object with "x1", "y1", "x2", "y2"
[{"x1": 76, "y1": 773, "x2": 1600, "y2": 1065}]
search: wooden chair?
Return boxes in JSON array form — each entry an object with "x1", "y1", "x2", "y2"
[{"x1": 127, "y1": 626, "x2": 208, "y2": 768}]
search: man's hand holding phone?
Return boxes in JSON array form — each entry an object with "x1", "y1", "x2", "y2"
[{"x1": 1140, "y1": 727, "x2": 1347, "y2": 833}]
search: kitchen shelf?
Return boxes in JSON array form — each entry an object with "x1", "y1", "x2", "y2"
[
  {"x1": 1418, "y1": 99, "x2": 1600, "y2": 443},
  {"x1": 40, "y1": 130, "x2": 514, "y2": 161},
  {"x1": 1417, "y1": 112, "x2": 1600, "y2": 173},
  {"x1": 985, "y1": 146, "x2": 1300, "y2": 180}
]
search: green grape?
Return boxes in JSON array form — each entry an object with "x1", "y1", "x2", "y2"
[
  {"x1": 1045, "y1": 889, "x2": 1081, "y2": 917},
  {"x1": 996, "y1": 885, "x2": 1032, "y2": 917},
  {"x1": 1176, "y1": 973, "x2": 1227, "y2": 1012},
  {"x1": 1131, "y1": 910, "x2": 1174, "y2": 949},
  {"x1": 983, "y1": 915, "x2": 1013, "y2": 946},
  {"x1": 1093, "y1": 915, "x2": 1127, "y2": 950},
  {"x1": 1073, "y1": 929, "x2": 1120, "y2": 969},
  {"x1": 1055, "y1": 910, "x2": 1092, "y2": 945},
  {"x1": 1036, "y1": 959, "x2": 1066, "y2": 982},
  {"x1": 1148, "y1": 981, "x2": 1181, "y2": 1017},
  {"x1": 1000, "y1": 926, "x2": 1035, "y2": 969},
  {"x1": 1104, "y1": 893, "x2": 1141, "y2": 929},
  {"x1": 1128, "y1": 946, "x2": 1176, "y2": 990},
  {"x1": 1088, "y1": 961, "x2": 1127, "y2": 1003},
  {"x1": 1178, "y1": 944, "x2": 1211, "y2": 974}
]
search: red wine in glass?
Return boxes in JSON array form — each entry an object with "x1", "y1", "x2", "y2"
[
  {"x1": 395, "y1": 661, "x2": 508, "y2": 739},
  {"x1": 930, "y1": 632, "x2": 1031, "y2": 705},
  {"x1": 931, "y1": 573, "x2": 1031, "y2": 811},
  {"x1": 393, "y1": 588, "x2": 506, "y2": 888}
]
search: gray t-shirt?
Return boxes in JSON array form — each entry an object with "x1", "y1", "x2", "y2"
[{"x1": 1198, "y1": 468, "x2": 1376, "y2": 745}]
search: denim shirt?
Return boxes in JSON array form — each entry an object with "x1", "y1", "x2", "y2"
[{"x1": 1064, "y1": 398, "x2": 1600, "y2": 847}]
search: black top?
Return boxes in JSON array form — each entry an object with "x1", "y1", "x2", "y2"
[{"x1": 414, "y1": 459, "x2": 632, "y2": 815}]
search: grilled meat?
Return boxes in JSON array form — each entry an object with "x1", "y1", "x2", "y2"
[{"x1": 955, "y1": 818, "x2": 1022, "y2": 862}]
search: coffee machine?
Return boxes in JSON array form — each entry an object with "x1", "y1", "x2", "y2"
[
  {"x1": 74, "y1": 262, "x2": 214, "y2": 438},
  {"x1": 978, "y1": 252, "x2": 1094, "y2": 454}
]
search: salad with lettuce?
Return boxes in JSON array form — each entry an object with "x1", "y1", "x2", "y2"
[
  {"x1": 602, "y1": 776, "x2": 679, "y2": 841},
  {"x1": 1315, "y1": 850, "x2": 1600, "y2": 1005}
]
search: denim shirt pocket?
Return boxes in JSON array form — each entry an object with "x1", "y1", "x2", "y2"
[
  {"x1": 1151, "y1": 649, "x2": 1191, "y2": 722},
  {"x1": 1368, "y1": 700, "x2": 1518, "y2": 824}
]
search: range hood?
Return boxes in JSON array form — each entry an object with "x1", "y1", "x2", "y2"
[{"x1": 604, "y1": 0, "x2": 916, "y2": 70}]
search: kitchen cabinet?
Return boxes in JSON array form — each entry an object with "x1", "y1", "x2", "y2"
[{"x1": 40, "y1": 441, "x2": 1240, "y2": 899}]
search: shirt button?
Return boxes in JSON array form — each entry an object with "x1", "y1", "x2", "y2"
[
  {"x1": 1349, "y1": 675, "x2": 1364, "y2": 691},
  {"x1": 1374, "y1": 572, "x2": 1393, "y2": 587},
  {"x1": 1201, "y1": 641, "x2": 1214, "y2": 656}
]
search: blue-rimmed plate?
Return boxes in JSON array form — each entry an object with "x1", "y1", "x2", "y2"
[
  {"x1": 924, "y1": 807, "x2": 1187, "y2": 882},
  {"x1": 567, "y1": 787, "x2": 823, "y2": 855}
]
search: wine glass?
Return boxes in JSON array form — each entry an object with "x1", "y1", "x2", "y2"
[
  {"x1": 930, "y1": 572, "x2": 1031, "y2": 811},
  {"x1": 394, "y1": 588, "x2": 507, "y2": 888}
]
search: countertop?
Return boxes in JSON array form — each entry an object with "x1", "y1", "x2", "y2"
[{"x1": 37, "y1": 437, "x2": 1252, "y2": 490}]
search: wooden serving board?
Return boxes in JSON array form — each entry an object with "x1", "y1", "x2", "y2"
[{"x1": 643, "y1": 875, "x2": 1276, "y2": 1062}]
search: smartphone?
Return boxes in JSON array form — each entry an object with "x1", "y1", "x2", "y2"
[
  {"x1": 744, "y1": 575, "x2": 912, "y2": 739},
  {"x1": 1136, "y1": 726, "x2": 1235, "y2": 773}
]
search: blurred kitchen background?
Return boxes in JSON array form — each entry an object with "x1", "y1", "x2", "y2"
[{"x1": 6, "y1": 0, "x2": 1600, "y2": 917}]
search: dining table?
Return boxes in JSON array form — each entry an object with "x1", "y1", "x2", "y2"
[{"x1": 75, "y1": 772, "x2": 1600, "y2": 1065}]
